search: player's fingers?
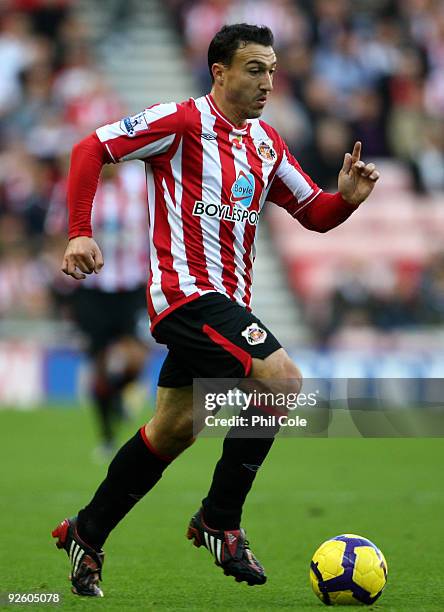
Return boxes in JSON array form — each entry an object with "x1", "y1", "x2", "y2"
[
  {"x1": 93, "y1": 247, "x2": 104, "y2": 273},
  {"x1": 62, "y1": 255, "x2": 78, "y2": 276},
  {"x1": 352, "y1": 160, "x2": 365, "y2": 172},
  {"x1": 361, "y1": 163, "x2": 376, "y2": 177},
  {"x1": 71, "y1": 258, "x2": 89, "y2": 274},
  {"x1": 369, "y1": 171, "x2": 380, "y2": 181},
  {"x1": 61, "y1": 256, "x2": 70, "y2": 275},
  {"x1": 66, "y1": 254, "x2": 93, "y2": 274},
  {"x1": 62, "y1": 257, "x2": 86, "y2": 280},
  {"x1": 351, "y1": 141, "x2": 361, "y2": 163},
  {"x1": 79, "y1": 253, "x2": 95, "y2": 273},
  {"x1": 341, "y1": 152, "x2": 352, "y2": 174}
]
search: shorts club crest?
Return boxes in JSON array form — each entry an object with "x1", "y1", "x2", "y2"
[{"x1": 241, "y1": 323, "x2": 267, "y2": 345}]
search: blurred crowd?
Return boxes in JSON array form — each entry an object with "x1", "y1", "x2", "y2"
[
  {"x1": 303, "y1": 252, "x2": 444, "y2": 346},
  {"x1": 168, "y1": 0, "x2": 444, "y2": 194},
  {"x1": 0, "y1": 0, "x2": 125, "y2": 321},
  {"x1": 166, "y1": 0, "x2": 444, "y2": 345},
  {"x1": 1, "y1": 0, "x2": 444, "y2": 345}
]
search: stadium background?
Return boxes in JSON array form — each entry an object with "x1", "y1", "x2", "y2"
[
  {"x1": 1, "y1": 1, "x2": 444, "y2": 610},
  {"x1": 1, "y1": 0, "x2": 444, "y2": 406}
]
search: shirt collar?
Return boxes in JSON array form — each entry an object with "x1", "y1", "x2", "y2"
[{"x1": 206, "y1": 94, "x2": 249, "y2": 134}]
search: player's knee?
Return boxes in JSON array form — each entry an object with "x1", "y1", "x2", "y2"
[
  {"x1": 250, "y1": 349, "x2": 302, "y2": 396},
  {"x1": 280, "y1": 361, "x2": 303, "y2": 395},
  {"x1": 144, "y1": 417, "x2": 195, "y2": 457},
  {"x1": 169, "y1": 414, "x2": 196, "y2": 447}
]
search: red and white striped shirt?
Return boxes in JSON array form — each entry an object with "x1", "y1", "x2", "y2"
[{"x1": 95, "y1": 94, "x2": 323, "y2": 327}]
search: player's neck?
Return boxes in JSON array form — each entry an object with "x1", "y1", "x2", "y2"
[{"x1": 209, "y1": 90, "x2": 247, "y2": 129}]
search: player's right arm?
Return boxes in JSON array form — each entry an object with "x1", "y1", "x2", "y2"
[
  {"x1": 62, "y1": 103, "x2": 184, "y2": 280},
  {"x1": 61, "y1": 132, "x2": 107, "y2": 279}
]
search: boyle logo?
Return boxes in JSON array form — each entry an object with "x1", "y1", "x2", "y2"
[{"x1": 231, "y1": 171, "x2": 255, "y2": 208}]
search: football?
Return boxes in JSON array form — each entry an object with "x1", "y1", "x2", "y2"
[{"x1": 310, "y1": 534, "x2": 388, "y2": 605}]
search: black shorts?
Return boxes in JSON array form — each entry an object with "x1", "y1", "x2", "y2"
[
  {"x1": 153, "y1": 292, "x2": 281, "y2": 387},
  {"x1": 71, "y1": 286, "x2": 147, "y2": 355}
]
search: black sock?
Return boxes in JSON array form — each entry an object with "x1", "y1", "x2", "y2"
[
  {"x1": 202, "y1": 408, "x2": 280, "y2": 530},
  {"x1": 77, "y1": 428, "x2": 172, "y2": 549}
]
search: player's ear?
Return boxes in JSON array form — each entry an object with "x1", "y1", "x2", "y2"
[{"x1": 212, "y1": 63, "x2": 225, "y2": 85}]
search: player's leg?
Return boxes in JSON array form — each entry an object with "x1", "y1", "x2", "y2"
[
  {"x1": 145, "y1": 385, "x2": 196, "y2": 456},
  {"x1": 201, "y1": 348, "x2": 301, "y2": 529},
  {"x1": 189, "y1": 350, "x2": 301, "y2": 586},
  {"x1": 52, "y1": 351, "x2": 195, "y2": 597},
  {"x1": 172, "y1": 295, "x2": 301, "y2": 584},
  {"x1": 74, "y1": 384, "x2": 195, "y2": 550}
]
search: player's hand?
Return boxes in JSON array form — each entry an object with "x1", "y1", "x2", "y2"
[
  {"x1": 61, "y1": 236, "x2": 104, "y2": 280},
  {"x1": 338, "y1": 141, "x2": 380, "y2": 207}
]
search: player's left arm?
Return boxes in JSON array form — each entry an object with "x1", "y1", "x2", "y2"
[{"x1": 267, "y1": 139, "x2": 379, "y2": 233}]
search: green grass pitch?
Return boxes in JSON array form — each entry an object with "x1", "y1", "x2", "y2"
[{"x1": 1, "y1": 406, "x2": 443, "y2": 611}]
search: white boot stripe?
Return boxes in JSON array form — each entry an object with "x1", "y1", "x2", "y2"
[
  {"x1": 71, "y1": 544, "x2": 80, "y2": 567},
  {"x1": 73, "y1": 547, "x2": 84, "y2": 577},
  {"x1": 69, "y1": 540, "x2": 76, "y2": 560},
  {"x1": 71, "y1": 543, "x2": 80, "y2": 564},
  {"x1": 204, "y1": 531, "x2": 210, "y2": 552},
  {"x1": 216, "y1": 539, "x2": 222, "y2": 564},
  {"x1": 72, "y1": 544, "x2": 83, "y2": 574}
]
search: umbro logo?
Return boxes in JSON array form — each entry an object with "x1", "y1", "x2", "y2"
[
  {"x1": 243, "y1": 463, "x2": 261, "y2": 472},
  {"x1": 201, "y1": 132, "x2": 217, "y2": 140}
]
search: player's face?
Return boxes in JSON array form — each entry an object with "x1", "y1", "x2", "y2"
[{"x1": 222, "y1": 44, "x2": 277, "y2": 120}]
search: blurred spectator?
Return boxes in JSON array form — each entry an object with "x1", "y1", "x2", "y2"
[
  {"x1": 307, "y1": 261, "x2": 424, "y2": 346},
  {"x1": 182, "y1": 0, "x2": 229, "y2": 87},
  {"x1": 44, "y1": 162, "x2": 149, "y2": 454},
  {"x1": 300, "y1": 116, "x2": 351, "y2": 190},
  {"x1": 0, "y1": 11, "x2": 38, "y2": 115},
  {"x1": 312, "y1": 29, "x2": 373, "y2": 117},
  {"x1": 0, "y1": 0, "x2": 126, "y2": 324},
  {"x1": 0, "y1": 213, "x2": 51, "y2": 318},
  {"x1": 260, "y1": 75, "x2": 312, "y2": 152},
  {"x1": 419, "y1": 252, "x2": 444, "y2": 324},
  {"x1": 349, "y1": 89, "x2": 389, "y2": 158},
  {"x1": 415, "y1": 122, "x2": 444, "y2": 193},
  {"x1": 227, "y1": 0, "x2": 309, "y2": 50}
]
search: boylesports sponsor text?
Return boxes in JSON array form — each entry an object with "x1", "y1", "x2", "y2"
[{"x1": 193, "y1": 201, "x2": 259, "y2": 226}]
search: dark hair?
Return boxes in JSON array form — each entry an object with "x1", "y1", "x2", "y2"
[{"x1": 208, "y1": 23, "x2": 274, "y2": 82}]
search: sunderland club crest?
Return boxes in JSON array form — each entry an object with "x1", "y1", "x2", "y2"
[
  {"x1": 241, "y1": 323, "x2": 267, "y2": 345},
  {"x1": 256, "y1": 140, "x2": 276, "y2": 162}
]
